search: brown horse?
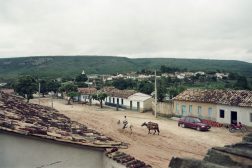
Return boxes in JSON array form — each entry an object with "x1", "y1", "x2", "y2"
[{"x1": 141, "y1": 122, "x2": 160, "y2": 135}]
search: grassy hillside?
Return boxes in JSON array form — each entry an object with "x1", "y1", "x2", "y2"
[{"x1": 0, "y1": 56, "x2": 252, "y2": 80}]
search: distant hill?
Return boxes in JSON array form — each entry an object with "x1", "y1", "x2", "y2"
[{"x1": 0, "y1": 56, "x2": 252, "y2": 80}]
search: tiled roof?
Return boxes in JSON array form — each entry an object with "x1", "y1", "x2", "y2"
[
  {"x1": 78, "y1": 87, "x2": 97, "y2": 95},
  {"x1": 173, "y1": 89, "x2": 252, "y2": 107},
  {"x1": 0, "y1": 91, "x2": 126, "y2": 148},
  {"x1": 102, "y1": 87, "x2": 137, "y2": 99},
  {"x1": 106, "y1": 148, "x2": 152, "y2": 168},
  {"x1": 0, "y1": 89, "x2": 15, "y2": 95}
]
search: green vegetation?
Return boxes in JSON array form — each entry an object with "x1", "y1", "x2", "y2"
[
  {"x1": 59, "y1": 83, "x2": 78, "y2": 104},
  {"x1": 1, "y1": 56, "x2": 252, "y2": 103},
  {"x1": 92, "y1": 93, "x2": 107, "y2": 108},
  {"x1": 66, "y1": 92, "x2": 80, "y2": 105},
  {"x1": 14, "y1": 75, "x2": 37, "y2": 102},
  {"x1": 75, "y1": 73, "x2": 88, "y2": 87},
  {"x1": 0, "y1": 56, "x2": 252, "y2": 80},
  {"x1": 112, "y1": 79, "x2": 137, "y2": 90}
]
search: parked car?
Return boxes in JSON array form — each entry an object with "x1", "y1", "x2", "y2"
[{"x1": 178, "y1": 116, "x2": 211, "y2": 131}]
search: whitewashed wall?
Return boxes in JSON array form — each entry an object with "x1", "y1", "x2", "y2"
[
  {"x1": 152, "y1": 101, "x2": 173, "y2": 116},
  {"x1": 216, "y1": 105, "x2": 252, "y2": 126},
  {"x1": 173, "y1": 100, "x2": 217, "y2": 120},
  {"x1": 105, "y1": 96, "x2": 153, "y2": 112}
]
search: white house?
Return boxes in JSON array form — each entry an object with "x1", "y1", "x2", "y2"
[
  {"x1": 74, "y1": 87, "x2": 97, "y2": 103},
  {"x1": 173, "y1": 89, "x2": 252, "y2": 126},
  {"x1": 103, "y1": 87, "x2": 153, "y2": 112}
]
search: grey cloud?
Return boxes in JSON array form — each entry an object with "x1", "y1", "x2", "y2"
[{"x1": 0, "y1": 0, "x2": 252, "y2": 62}]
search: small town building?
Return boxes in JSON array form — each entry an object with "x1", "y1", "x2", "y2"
[
  {"x1": 75, "y1": 87, "x2": 97, "y2": 102},
  {"x1": 173, "y1": 89, "x2": 252, "y2": 126},
  {"x1": 103, "y1": 87, "x2": 153, "y2": 112}
]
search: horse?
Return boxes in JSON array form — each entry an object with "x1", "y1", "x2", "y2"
[
  {"x1": 117, "y1": 120, "x2": 133, "y2": 134},
  {"x1": 141, "y1": 121, "x2": 160, "y2": 135}
]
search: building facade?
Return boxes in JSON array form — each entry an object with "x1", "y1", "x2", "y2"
[
  {"x1": 103, "y1": 87, "x2": 153, "y2": 112},
  {"x1": 173, "y1": 89, "x2": 252, "y2": 126}
]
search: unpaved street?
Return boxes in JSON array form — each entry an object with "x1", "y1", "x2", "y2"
[{"x1": 32, "y1": 98, "x2": 243, "y2": 168}]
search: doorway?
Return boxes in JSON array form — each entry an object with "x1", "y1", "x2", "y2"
[
  {"x1": 231, "y1": 111, "x2": 237, "y2": 124},
  {"x1": 137, "y1": 102, "x2": 140, "y2": 111}
]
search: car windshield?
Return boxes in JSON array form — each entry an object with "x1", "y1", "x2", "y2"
[{"x1": 193, "y1": 118, "x2": 201, "y2": 123}]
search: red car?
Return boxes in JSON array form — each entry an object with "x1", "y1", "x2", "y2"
[{"x1": 178, "y1": 116, "x2": 211, "y2": 131}]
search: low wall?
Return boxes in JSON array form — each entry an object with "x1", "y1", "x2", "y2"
[{"x1": 152, "y1": 101, "x2": 173, "y2": 117}]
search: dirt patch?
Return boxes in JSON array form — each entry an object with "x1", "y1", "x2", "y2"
[{"x1": 32, "y1": 98, "x2": 243, "y2": 168}]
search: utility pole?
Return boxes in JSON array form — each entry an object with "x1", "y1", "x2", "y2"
[{"x1": 155, "y1": 70, "x2": 157, "y2": 118}]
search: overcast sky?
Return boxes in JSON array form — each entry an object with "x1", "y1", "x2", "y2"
[{"x1": 0, "y1": 0, "x2": 252, "y2": 62}]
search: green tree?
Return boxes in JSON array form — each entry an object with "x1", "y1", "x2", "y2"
[
  {"x1": 112, "y1": 78, "x2": 137, "y2": 90},
  {"x1": 59, "y1": 83, "x2": 78, "y2": 104},
  {"x1": 39, "y1": 79, "x2": 48, "y2": 97},
  {"x1": 157, "y1": 85, "x2": 167, "y2": 102},
  {"x1": 168, "y1": 86, "x2": 187, "y2": 99},
  {"x1": 59, "y1": 83, "x2": 78, "y2": 93},
  {"x1": 228, "y1": 72, "x2": 238, "y2": 80},
  {"x1": 66, "y1": 91, "x2": 80, "y2": 105},
  {"x1": 14, "y1": 75, "x2": 37, "y2": 102},
  {"x1": 138, "y1": 81, "x2": 154, "y2": 94},
  {"x1": 47, "y1": 80, "x2": 61, "y2": 93},
  {"x1": 75, "y1": 73, "x2": 88, "y2": 87},
  {"x1": 92, "y1": 93, "x2": 107, "y2": 108},
  {"x1": 75, "y1": 74, "x2": 88, "y2": 82},
  {"x1": 235, "y1": 76, "x2": 249, "y2": 90}
]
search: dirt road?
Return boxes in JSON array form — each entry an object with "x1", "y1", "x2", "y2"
[{"x1": 32, "y1": 98, "x2": 243, "y2": 168}]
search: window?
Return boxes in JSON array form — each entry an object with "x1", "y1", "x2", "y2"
[
  {"x1": 197, "y1": 106, "x2": 202, "y2": 117},
  {"x1": 250, "y1": 113, "x2": 252, "y2": 122},
  {"x1": 208, "y1": 107, "x2": 212, "y2": 117},
  {"x1": 189, "y1": 105, "x2": 192, "y2": 114},
  {"x1": 113, "y1": 98, "x2": 115, "y2": 104},
  {"x1": 185, "y1": 117, "x2": 190, "y2": 122},
  {"x1": 189, "y1": 117, "x2": 194, "y2": 123},
  {"x1": 220, "y1": 109, "x2": 225, "y2": 118},
  {"x1": 109, "y1": 97, "x2": 111, "y2": 103},
  {"x1": 176, "y1": 103, "x2": 179, "y2": 113},
  {"x1": 121, "y1": 99, "x2": 124, "y2": 105}
]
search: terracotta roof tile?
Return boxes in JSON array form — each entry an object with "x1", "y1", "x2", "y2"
[
  {"x1": 102, "y1": 87, "x2": 136, "y2": 99},
  {"x1": 106, "y1": 148, "x2": 152, "y2": 168},
  {"x1": 0, "y1": 91, "x2": 125, "y2": 148},
  {"x1": 173, "y1": 89, "x2": 252, "y2": 107},
  {"x1": 78, "y1": 87, "x2": 97, "y2": 94},
  {"x1": 0, "y1": 89, "x2": 14, "y2": 95}
]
